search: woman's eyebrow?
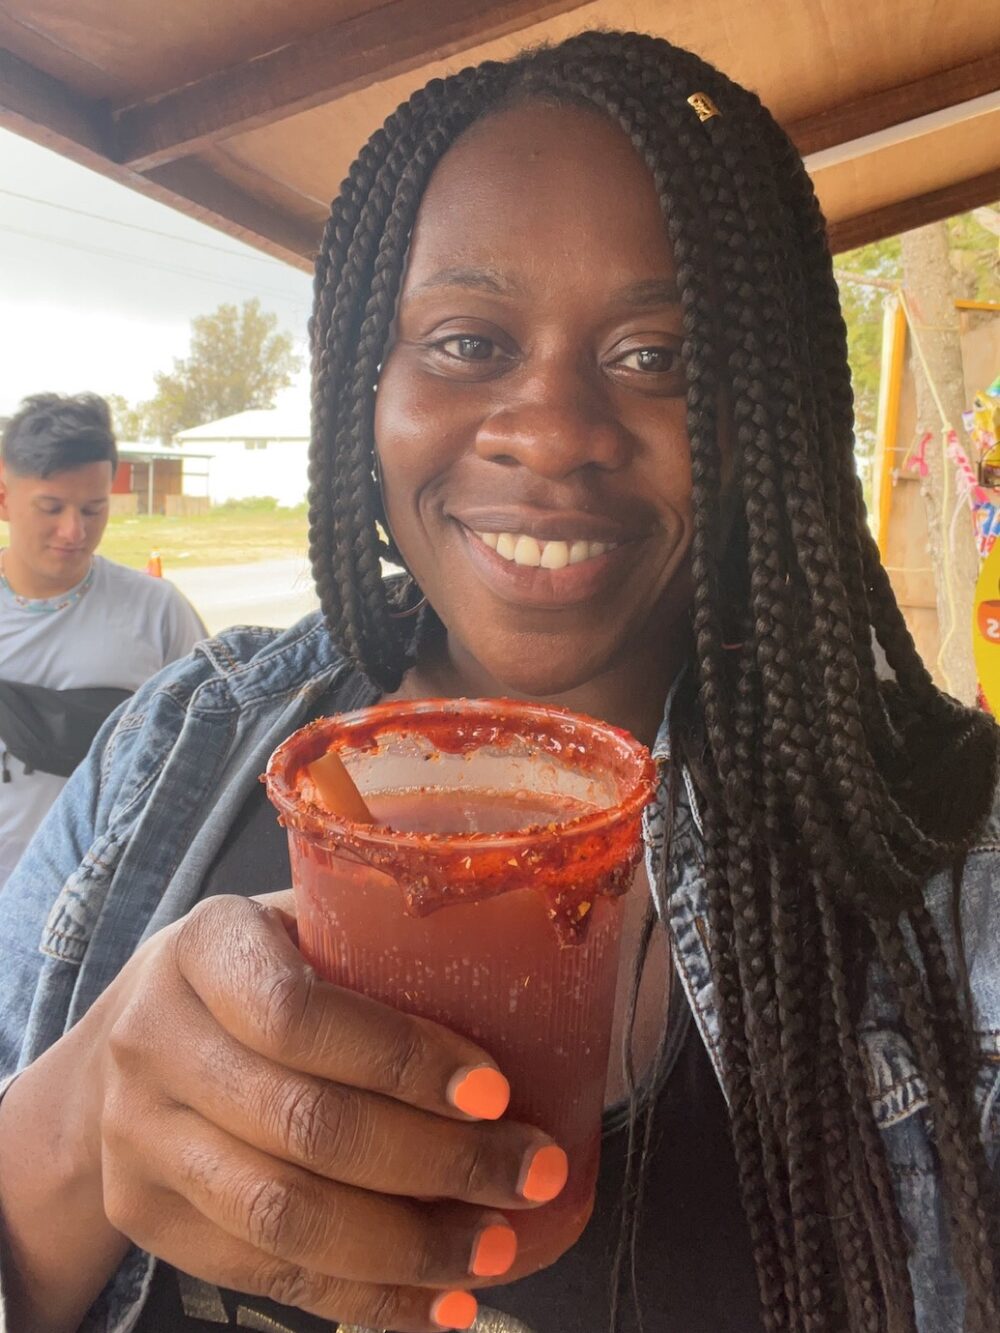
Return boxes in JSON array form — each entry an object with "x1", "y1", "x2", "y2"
[
  {"x1": 614, "y1": 277, "x2": 681, "y2": 308},
  {"x1": 406, "y1": 270, "x2": 681, "y2": 307},
  {"x1": 409, "y1": 266, "x2": 520, "y2": 297}
]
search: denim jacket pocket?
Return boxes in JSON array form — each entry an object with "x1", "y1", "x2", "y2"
[
  {"x1": 864, "y1": 1025, "x2": 964, "y2": 1330},
  {"x1": 861, "y1": 1023, "x2": 928, "y2": 1128},
  {"x1": 100, "y1": 695, "x2": 184, "y2": 825},
  {"x1": 862, "y1": 1021, "x2": 1000, "y2": 1151},
  {"x1": 40, "y1": 829, "x2": 125, "y2": 965},
  {"x1": 863, "y1": 1022, "x2": 1000, "y2": 1331}
]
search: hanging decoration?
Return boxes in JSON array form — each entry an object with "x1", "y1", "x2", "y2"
[
  {"x1": 888, "y1": 289, "x2": 998, "y2": 702},
  {"x1": 945, "y1": 429, "x2": 989, "y2": 509},
  {"x1": 965, "y1": 378, "x2": 1000, "y2": 487},
  {"x1": 961, "y1": 376, "x2": 1000, "y2": 565},
  {"x1": 965, "y1": 376, "x2": 1000, "y2": 712},
  {"x1": 905, "y1": 431, "x2": 932, "y2": 478}
]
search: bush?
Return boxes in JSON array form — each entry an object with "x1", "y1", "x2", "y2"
[{"x1": 215, "y1": 495, "x2": 280, "y2": 513}]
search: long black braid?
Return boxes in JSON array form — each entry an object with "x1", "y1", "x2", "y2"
[{"x1": 308, "y1": 30, "x2": 1000, "y2": 1331}]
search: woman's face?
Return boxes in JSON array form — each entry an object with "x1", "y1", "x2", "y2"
[{"x1": 375, "y1": 102, "x2": 696, "y2": 698}]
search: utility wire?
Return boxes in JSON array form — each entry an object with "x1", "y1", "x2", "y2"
[
  {"x1": 0, "y1": 187, "x2": 287, "y2": 265},
  {"x1": 0, "y1": 223, "x2": 307, "y2": 310}
]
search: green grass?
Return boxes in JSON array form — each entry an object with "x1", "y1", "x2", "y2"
[{"x1": 1, "y1": 502, "x2": 309, "y2": 571}]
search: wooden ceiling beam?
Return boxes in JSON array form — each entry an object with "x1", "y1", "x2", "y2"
[
  {"x1": 142, "y1": 160, "x2": 320, "y2": 268},
  {"x1": 788, "y1": 51, "x2": 1000, "y2": 156},
  {"x1": 0, "y1": 49, "x2": 316, "y2": 270},
  {"x1": 113, "y1": 0, "x2": 593, "y2": 171},
  {"x1": 115, "y1": 23, "x2": 1000, "y2": 177},
  {"x1": 827, "y1": 167, "x2": 1000, "y2": 253},
  {"x1": 0, "y1": 48, "x2": 112, "y2": 160}
]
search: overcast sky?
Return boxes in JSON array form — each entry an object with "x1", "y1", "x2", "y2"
[{"x1": 0, "y1": 128, "x2": 313, "y2": 417}]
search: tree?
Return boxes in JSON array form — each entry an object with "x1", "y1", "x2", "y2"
[
  {"x1": 835, "y1": 237, "x2": 901, "y2": 502},
  {"x1": 140, "y1": 299, "x2": 301, "y2": 442},
  {"x1": 103, "y1": 392, "x2": 146, "y2": 442},
  {"x1": 837, "y1": 210, "x2": 999, "y2": 470}
]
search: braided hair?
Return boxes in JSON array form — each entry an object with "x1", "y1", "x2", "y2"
[{"x1": 308, "y1": 30, "x2": 1000, "y2": 1332}]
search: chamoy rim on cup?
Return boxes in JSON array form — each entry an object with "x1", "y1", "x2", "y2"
[{"x1": 264, "y1": 697, "x2": 656, "y2": 943}]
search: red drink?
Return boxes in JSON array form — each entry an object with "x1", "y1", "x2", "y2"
[{"x1": 266, "y1": 700, "x2": 654, "y2": 1280}]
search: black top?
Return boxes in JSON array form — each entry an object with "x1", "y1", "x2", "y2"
[{"x1": 134, "y1": 732, "x2": 763, "y2": 1332}]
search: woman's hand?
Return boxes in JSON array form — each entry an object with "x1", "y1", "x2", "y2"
[{"x1": 86, "y1": 891, "x2": 564, "y2": 1331}]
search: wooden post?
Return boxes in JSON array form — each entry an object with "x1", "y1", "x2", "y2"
[
  {"x1": 872, "y1": 295, "x2": 908, "y2": 555},
  {"x1": 900, "y1": 222, "x2": 979, "y2": 703}
]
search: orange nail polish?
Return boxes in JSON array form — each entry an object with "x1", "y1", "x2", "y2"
[
  {"x1": 519, "y1": 1144, "x2": 569, "y2": 1202},
  {"x1": 431, "y1": 1289, "x2": 478, "y2": 1329},
  {"x1": 448, "y1": 1065, "x2": 510, "y2": 1120},
  {"x1": 470, "y1": 1222, "x2": 518, "y2": 1277}
]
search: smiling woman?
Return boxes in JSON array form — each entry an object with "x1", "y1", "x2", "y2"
[
  {"x1": 372, "y1": 105, "x2": 693, "y2": 714},
  {"x1": 0, "y1": 28, "x2": 998, "y2": 1333}
]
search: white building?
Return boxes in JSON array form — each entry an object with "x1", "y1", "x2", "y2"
[{"x1": 174, "y1": 403, "x2": 309, "y2": 507}]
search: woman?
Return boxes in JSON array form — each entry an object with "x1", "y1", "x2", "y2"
[{"x1": 0, "y1": 29, "x2": 997, "y2": 1333}]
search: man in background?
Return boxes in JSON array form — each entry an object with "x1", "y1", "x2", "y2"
[{"x1": 0, "y1": 392, "x2": 207, "y2": 887}]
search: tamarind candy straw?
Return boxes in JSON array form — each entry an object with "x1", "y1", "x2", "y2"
[{"x1": 306, "y1": 750, "x2": 376, "y2": 824}]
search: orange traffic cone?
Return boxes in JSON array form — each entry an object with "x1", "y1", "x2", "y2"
[{"x1": 145, "y1": 550, "x2": 163, "y2": 577}]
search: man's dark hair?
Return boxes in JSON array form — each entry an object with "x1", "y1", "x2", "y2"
[
  {"x1": 307, "y1": 30, "x2": 1000, "y2": 1332},
  {"x1": 1, "y1": 393, "x2": 118, "y2": 478}
]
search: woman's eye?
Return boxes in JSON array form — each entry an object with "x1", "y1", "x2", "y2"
[
  {"x1": 614, "y1": 346, "x2": 679, "y2": 373},
  {"x1": 438, "y1": 335, "x2": 497, "y2": 362}
]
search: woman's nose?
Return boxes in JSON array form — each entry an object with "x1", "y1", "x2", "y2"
[{"x1": 474, "y1": 369, "x2": 630, "y2": 479}]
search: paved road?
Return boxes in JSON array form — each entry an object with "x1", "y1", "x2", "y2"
[{"x1": 166, "y1": 556, "x2": 319, "y2": 635}]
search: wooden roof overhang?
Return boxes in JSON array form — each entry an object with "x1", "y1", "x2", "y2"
[{"x1": 2, "y1": 1, "x2": 997, "y2": 271}]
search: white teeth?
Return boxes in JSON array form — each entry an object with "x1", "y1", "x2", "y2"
[
  {"x1": 540, "y1": 540, "x2": 570, "y2": 570},
  {"x1": 475, "y1": 530, "x2": 618, "y2": 568},
  {"x1": 513, "y1": 535, "x2": 542, "y2": 567}
]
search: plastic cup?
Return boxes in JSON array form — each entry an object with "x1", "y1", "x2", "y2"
[{"x1": 265, "y1": 698, "x2": 655, "y2": 1279}]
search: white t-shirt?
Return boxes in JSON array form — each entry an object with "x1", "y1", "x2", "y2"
[{"x1": 0, "y1": 556, "x2": 207, "y2": 887}]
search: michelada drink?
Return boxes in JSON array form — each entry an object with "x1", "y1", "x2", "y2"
[{"x1": 265, "y1": 698, "x2": 654, "y2": 1280}]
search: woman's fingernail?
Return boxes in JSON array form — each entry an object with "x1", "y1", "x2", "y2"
[
  {"x1": 448, "y1": 1065, "x2": 510, "y2": 1120},
  {"x1": 470, "y1": 1221, "x2": 518, "y2": 1277},
  {"x1": 519, "y1": 1144, "x2": 569, "y2": 1203},
  {"x1": 431, "y1": 1289, "x2": 478, "y2": 1329}
]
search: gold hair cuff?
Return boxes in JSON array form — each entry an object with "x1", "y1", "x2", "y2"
[{"x1": 687, "y1": 92, "x2": 721, "y2": 122}]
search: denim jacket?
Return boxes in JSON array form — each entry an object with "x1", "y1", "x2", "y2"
[{"x1": 0, "y1": 613, "x2": 997, "y2": 1333}]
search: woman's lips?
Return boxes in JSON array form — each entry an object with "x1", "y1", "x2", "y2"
[{"x1": 457, "y1": 522, "x2": 633, "y2": 607}]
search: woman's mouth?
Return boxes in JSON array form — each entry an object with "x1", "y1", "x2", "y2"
[
  {"x1": 458, "y1": 523, "x2": 632, "y2": 608},
  {"x1": 472, "y1": 530, "x2": 619, "y2": 569}
]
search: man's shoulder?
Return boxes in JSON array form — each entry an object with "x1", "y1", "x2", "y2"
[
  {"x1": 92, "y1": 557, "x2": 206, "y2": 650},
  {"x1": 94, "y1": 555, "x2": 185, "y2": 603},
  {"x1": 129, "y1": 610, "x2": 351, "y2": 709}
]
